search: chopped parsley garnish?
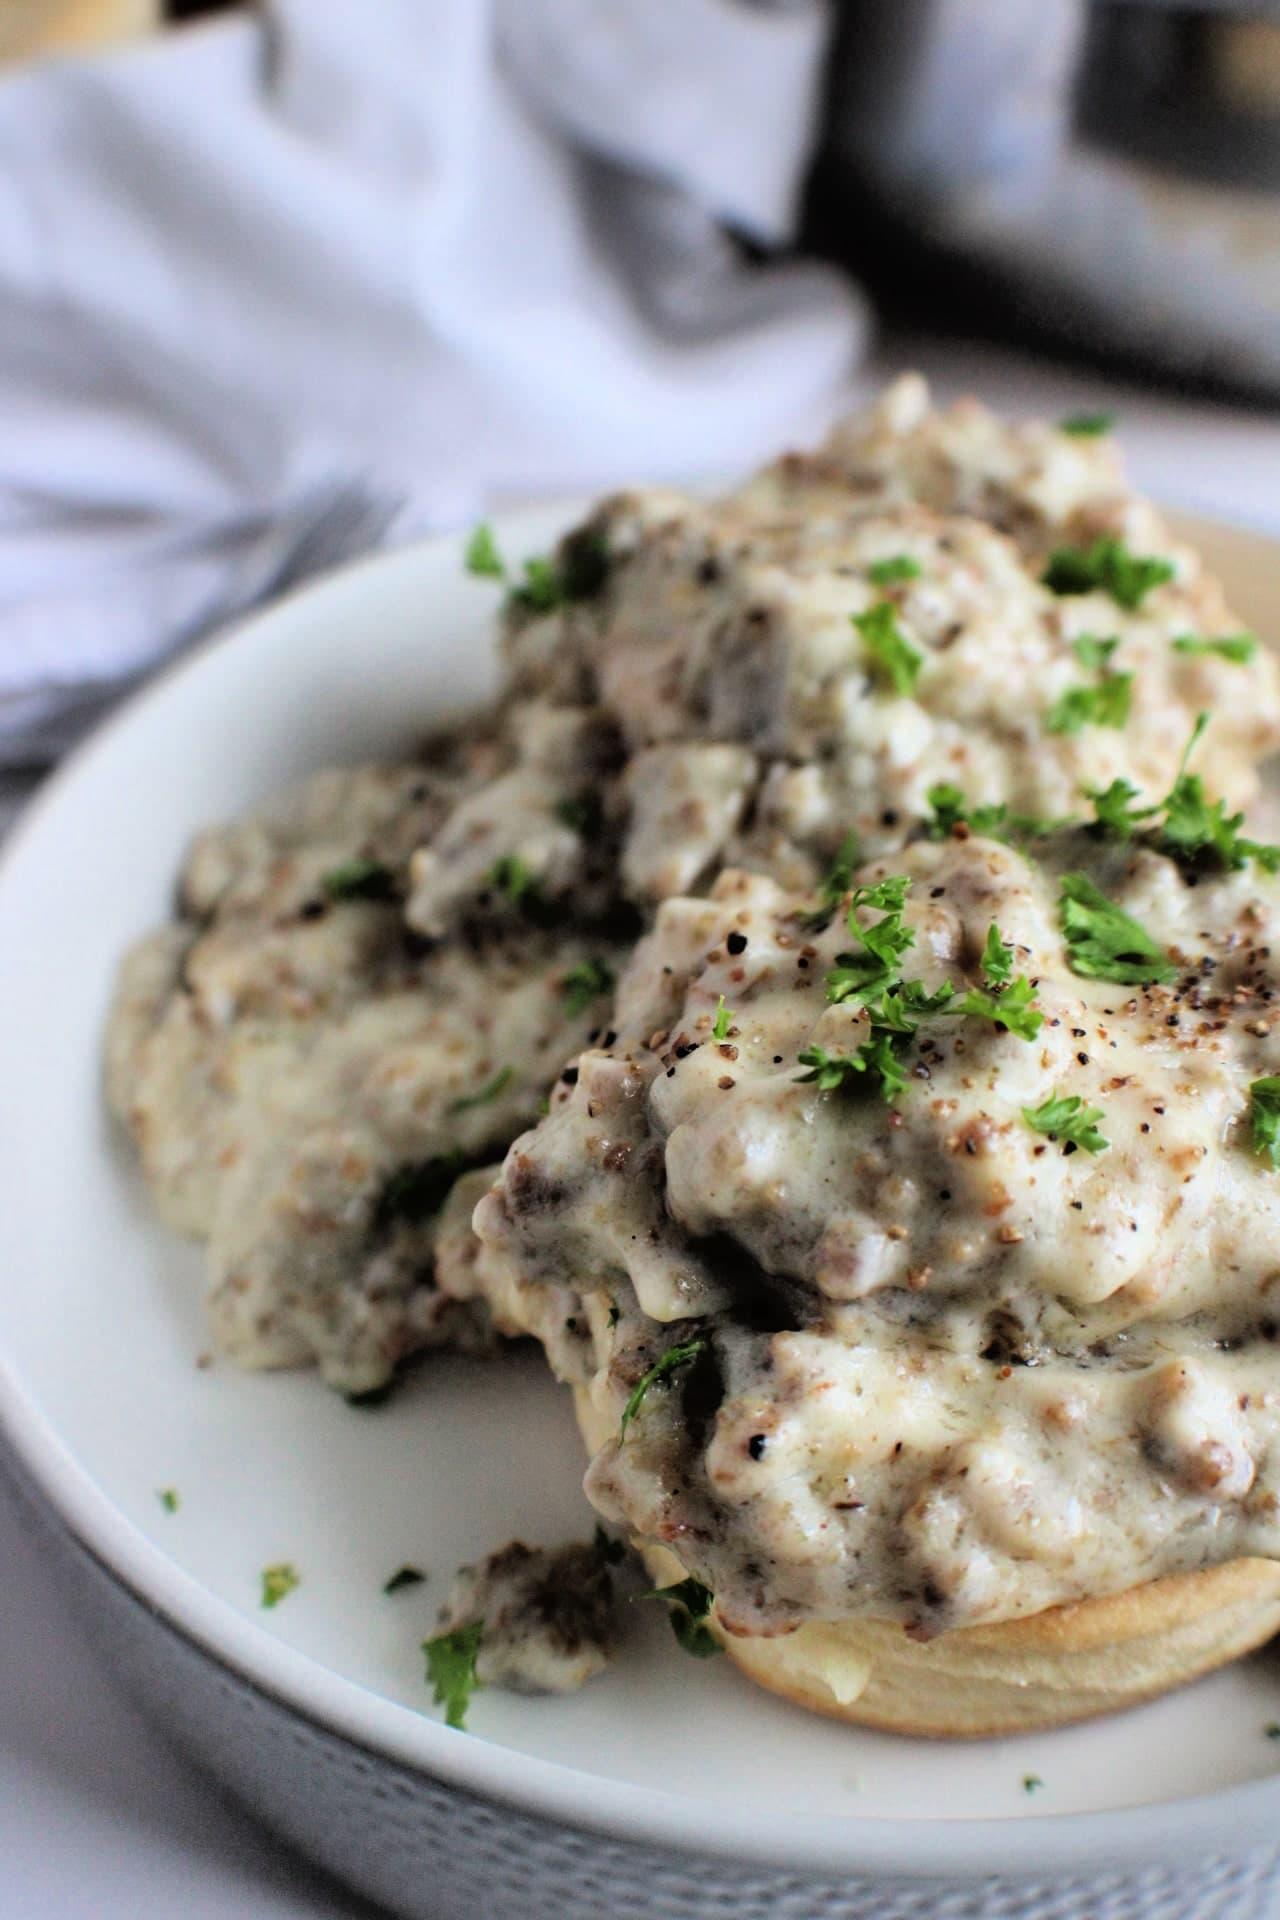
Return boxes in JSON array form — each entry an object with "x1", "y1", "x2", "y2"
[
  {"x1": 465, "y1": 519, "x2": 610, "y2": 614},
  {"x1": 465, "y1": 522, "x2": 505, "y2": 580},
  {"x1": 424, "y1": 1621, "x2": 484, "y2": 1730},
  {"x1": 593, "y1": 1524, "x2": 628, "y2": 1567},
  {"x1": 818, "y1": 890, "x2": 1040, "y2": 1096},
  {"x1": 1265, "y1": 1721, "x2": 1280, "y2": 1741},
  {"x1": 607, "y1": 1303, "x2": 622, "y2": 1328},
  {"x1": 851, "y1": 874, "x2": 913, "y2": 918},
  {"x1": 926, "y1": 783, "x2": 973, "y2": 839},
  {"x1": 373, "y1": 1151, "x2": 464, "y2": 1233},
  {"x1": 322, "y1": 857, "x2": 394, "y2": 902},
  {"x1": 642, "y1": 1578, "x2": 721, "y2": 1658},
  {"x1": 449, "y1": 1066, "x2": 513, "y2": 1114},
  {"x1": 1159, "y1": 746, "x2": 1280, "y2": 874},
  {"x1": 980, "y1": 922, "x2": 1013, "y2": 987},
  {"x1": 861, "y1": 978, "x2": 956, "y2": 1031},
  {"x1": 1249, "y1": 1078, "x2": 1280, "y2": 1169},
  {"x1": 952, "y1": 973, "x2": 1043, "y2": 1042},
  {"x1": 924, "y1": 784, "x2": 1059, "y2": 844},
  {"x1": 1161, "y1": 775, "x2": 1251, "y2": 868},
  {"x1": 1085, "y1": 776, "x2": 1147, "y2": 839},
  {"x1": 951, "y1": 920, "x2": 1042, "y2": 1039},
  {"x1": 383, "y1": 1566, "x2": 426, "y2": 1595},
  {"x1": 853, "y1": 601, "x2": 923, "y2": 697},
  {"x1": 711, "y1": 996, "x2": 732, "y2": 1042},
  {"x1": 797, "y1": 1036, "x2": 907, "y2": 1102},
  {"x1": 1173, "y1": 631, "x2": 1256, "y2": 665},
  {"x1": 488, "y1": 853, "x2": 538, "y2": 906},
  {"x1": 157, "y1": 1487, "x2": 180, "y2": 1514},
  {"x1": 510, "y1": 556, "x2": 561, "y2": 615},
  {"x1": 512, "y1": 535, "x2": 611, "y2": 617},
  {"x1": 1022, "y1": 1773, "x2": 1045, "y2": 1794},
  {"x1": 1042, "y1": 537, "x2": 1174, "y2": 610},
  {"x1": 1046, "y1": 671, "x2": 1132, "y2": 736},
  {"x1": 826, "y1": 876, "x2": 915, "y2": 1007},
  {"x1": 1059, "y1": 873, "x2": 1176, "y2": 985},
  {"x1": 1072, "y1": 633, "x2": 1120, "y2": 671},
  {"x1": 794, "y1": 1044, "x2": 845, "y2": 1090},
  {"x1": 1023, "y1": 1093, "x2": 1109, "y2": 1154},
  {"x1": 1060, "y1": 411, "x2": 1114, "y2": 436},
  {"x1": 867, "y1": 554, "x2": 922, "y2": 586},
  {"x1": 261, "y1": 1564, "x2": 300, "y2": 1610},
  {"x1": 562, "y1": 957, "x2": 615, "y2": 1016},
  {"x1": 1082, "y1": 715, "x2": 1280, "y2": 873},
  {"x1": 804, "y1": 831, "x2": 860, "y2": 924},
  {"x1": 620, "y1": 1337, "x2": 707, "y2": 1440}
]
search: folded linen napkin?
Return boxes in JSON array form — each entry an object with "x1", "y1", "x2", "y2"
[{"x1": 0, "y1": 0, "x2": 868, "y2": 763}]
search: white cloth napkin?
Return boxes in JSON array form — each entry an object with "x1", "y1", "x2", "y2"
[{"x1": 0, "y1": 0, "x2": 868, "y2": 764}]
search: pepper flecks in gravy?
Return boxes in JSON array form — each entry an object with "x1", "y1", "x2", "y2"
[
  {"x1": 107, "y1": 377, "x2": 1280, "y2": 1653},
  {"x1": 471, "y1": 831, "x2": 1280, "y2": 1637}
]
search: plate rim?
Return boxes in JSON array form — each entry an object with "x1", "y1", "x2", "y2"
[{"x1": 3, "y1": 503, "x2": 1280, "y2": 1883}]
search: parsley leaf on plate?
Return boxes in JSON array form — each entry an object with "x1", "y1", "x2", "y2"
[
  {"x1": 1250, "y1": 1078, "x2": 1280, "y2": 1169},
  {"x1": 642, "y1": 1578, "x2": 721, "y2": 1658},
  {"x1": 261, "y1": 1563, "x2": 300, "y2": 1610},
  {"x1": 802, "y1": 831, "x2": 860, "y2": 925},
  {"x1": 1158, "y1": 765, "x2": 1280, "y2": 876},
  {"x1": 853, "y1": 601, "x2": 923, "y2": 697},
  {"x1": 826, "y1": 876, "x2": 916, "y2": 1007},
  {"x1": 424, "y1": 1621, "x2": 484, "y2": 1729},
  {"x1": 1046, "y1": 671, "x2": 1132, "y2": 735},
  {"x1": 950, "y1": 922, "x2": 1042, "y2": 1040},
  {"x1": 1082, "y1": 715, "x2": 1280, "y2": 872},
  {"x1": 509, "y1": 556, "x2": 561, "y2": 615},
  {"x1": 620, "y1": 1338, "x2": 707, "y2": 1440},
  {"x1": 924, "y1": 784, "x2": 1060, "y2": 844},
  {"x1": 796, "y1": 1035, "x2": 907, "y2": 1102},
  {"x1": 1072, "y1": 633, "x2": 1121, "y2": 671},
  {"x1": 1172, "y1": 632, "x2": 1256, "y2": 665},
  {"x1": 953, "y1": 973, "x2": 1043, "y2": 1042},
  {"x1": 867, "y1": 554, "x2": 921, "y2": 586},
  {"x1": 507, "y1": 529, "x2": 612, "y2": 617},
  {"x1": 1084, "y1": 777, "x2": 1150, "y2": 839},
  {"x1": 1059, "y1": 872, "x2": 1176, "y2": 985},
  {"x1": 465, "y1": 523, "x2": 505, "y2": 580},
  {"x1": 384, "y1": 1566, "x2": 426, "y2": 1595},
  {"x1": 1043, "y1": 537, "x2": 1174, "y2": 610},
  {"x1": 862, "y1": 979, "x2": 956, "y2": 1032},
  {"x1": 1023, "y1": 1093, "x2": 1109, "y2": 1154},
  {"x1": 981, "y1": 922, "x2": 1014, "y2": 986}
]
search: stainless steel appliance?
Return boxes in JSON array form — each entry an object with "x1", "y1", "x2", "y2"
[{"x1": 811, "y1": 1, "x2": 1280, "y2": 395}]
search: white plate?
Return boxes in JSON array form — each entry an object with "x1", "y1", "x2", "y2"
[{"x1": 3, "y1": 503, "x2": 1280, "y2": 1886}]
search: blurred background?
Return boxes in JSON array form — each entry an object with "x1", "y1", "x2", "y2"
[{"x1": 1, "y1": 3, "x2": 1278, "y2": 1915}]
